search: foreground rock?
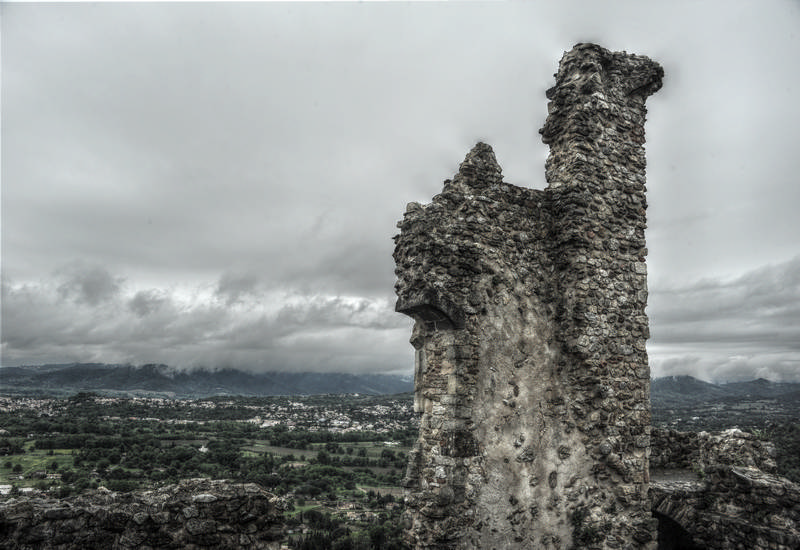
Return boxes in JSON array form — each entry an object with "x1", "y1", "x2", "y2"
[
  {"x1": 0, "y1": 479, "x2": 287, "y2": 549},
  {"x1": 650, "y1": 429, "x2": 800, "y2": 550}
]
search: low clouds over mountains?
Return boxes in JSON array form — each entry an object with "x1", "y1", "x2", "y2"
[{"x1": 1, "y1": 263, "x2": 412, "y2": 374}]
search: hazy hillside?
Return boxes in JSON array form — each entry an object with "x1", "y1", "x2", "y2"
[
  {"x1": 3, "y1": 366, "x2": 798, "y2": 407},
  {"x1": 0, "y1": 363, "x2": 413, "y2": 397},
  {"x1": 651, "y1": 375, "x2": 800, "y2": 431},
  {"x1": 651, "y1": 375, "x2": 800, "y2": 409},
  {"x1": 650, "y1": 375, "x2": 733, "y2": 409}
]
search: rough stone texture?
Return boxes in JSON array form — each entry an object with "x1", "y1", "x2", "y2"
[
  {"x1": 651, "y1": 467, "x2": 800, "y2": 550},
  {"x1": 0, "y1": 479, "x2": 286, "y2": 549},
  {"x1": 649, "y1": 430, "x2": 800, "y2": 550},
  {"x1": 393, "y1": 43, "x2": 663, "y2": 549},
  {"x1": 651, "y1": 427, "x2": 778, "y2": 474}
]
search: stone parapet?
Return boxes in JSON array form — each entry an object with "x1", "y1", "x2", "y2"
[
  {"x1": 650, "y1": 465, "x2": 800, "y2": 550},
  {"x1": 0, "y1": 479, "x2": 286, "y2": 549}
]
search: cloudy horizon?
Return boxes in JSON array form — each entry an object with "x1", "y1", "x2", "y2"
[{"x1": 2, "y1": 2, "x2": 799, "y2": 382}]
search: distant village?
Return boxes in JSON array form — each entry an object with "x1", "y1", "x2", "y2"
[{"x1": 0, "y1": 394, "x2": 417, "y2": 434}]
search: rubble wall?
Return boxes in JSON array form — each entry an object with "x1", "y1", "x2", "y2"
[
  {"x1": 393, "y1": 43, "x2": 663, "y2": 549},
  {"x1": 651, "y1": 428, "x2": 778, "y2": 473},
  {"x1": 0, "y1": 479, "x2": 286, "y2": 550},
  {"x1": 650, "y1": 466, "x2": 800, "y2": 550},
  {"x1": 650, "y1": 429, "x2": 799, "y2": 549}
]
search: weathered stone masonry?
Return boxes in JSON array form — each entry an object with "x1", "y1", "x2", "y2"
[
  {"x1": 393, "y1": 43, "x2": 664, "y2": 549},
  {"x1": 0, "y1": 479, "x2": 286, "y2": 549},
  {"x1": 650, "y1": 429, "x2": 800, "y2": 549}
]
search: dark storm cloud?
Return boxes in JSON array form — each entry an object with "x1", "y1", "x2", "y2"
[
  {"x1": 128, "y1": 289, "x2": 170, "y2": 318},
  {"x1": 215, "y1": 272, "x2": 260, "y2": 306},
  {"x1": 2, "y1": 2, "x2": 799, "y2": 378},
  {"x1": 56, "y1": 262, "x2": 123, "y2": 306}
]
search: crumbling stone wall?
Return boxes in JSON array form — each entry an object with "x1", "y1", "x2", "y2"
[
  {"x1": 393, "y1": 43, "x2": 663, "y2": 549},
  {"x1": 651, "y1": 428, "x2": 778, "y2": 473},
  {"x1": 651, "y1": 465, "x2": 800, "y2": 550},
  {"x1": 0, "y1": 479, "x2": 286, "y2": 549},
  {"x1": 649, "y1": 428, "x2": 800, "y2": 549}
]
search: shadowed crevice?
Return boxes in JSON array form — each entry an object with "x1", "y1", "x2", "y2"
[{"x1": 396, "y1": 289, "x2": 465, "y2": 330}]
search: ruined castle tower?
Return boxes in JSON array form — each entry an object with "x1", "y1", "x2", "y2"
[{"x1": 393, "y1": 44, "x2": 663, "y2": 549}]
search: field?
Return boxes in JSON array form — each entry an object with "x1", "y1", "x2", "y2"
[{"x1": 0, "y1": 393, "x2": 415, "y2": 498}]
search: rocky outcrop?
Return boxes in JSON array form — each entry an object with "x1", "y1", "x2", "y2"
[
  {"x1": 0, "y1": 479, "x2": 286, "y2": 549},
  {"x1": 394, "y1": 43, "x2": 663, "y2": 549}
]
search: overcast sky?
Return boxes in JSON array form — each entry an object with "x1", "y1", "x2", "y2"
[{"x1": 2, "y1": 1, "x2": 799, "y2": 382}]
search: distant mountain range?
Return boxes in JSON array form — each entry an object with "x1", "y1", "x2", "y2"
[
  {"x1": 0, "y1": 363, "x2": 413, "y2": 398},
  {"x1": 2, "y1": 365, "x2": 799, "y2": 403},
  {"x1": 651, "y1": 375, "x2": 800, "y2": 410}
]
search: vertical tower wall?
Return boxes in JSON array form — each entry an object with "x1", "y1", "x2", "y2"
[
  {"x1": 540, "y1": 43, "x2": 664, "y2": 549},
  {"x1": 393, "y1": 44, "x2": 663, "y2": 549}
]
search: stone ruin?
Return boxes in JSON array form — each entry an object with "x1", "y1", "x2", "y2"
[
  {"x1": 393, "y1": 42, "x2": 664, "y2": 549},
  {"x1": 0, "y1": 478, "x2": 286, "y2": 549},
  {"x1": 393, "y1": 42, "x2": 800, "y2": 550},
  {"x1": 0, "y1": 41, "x2": 796, "y2": 550}
]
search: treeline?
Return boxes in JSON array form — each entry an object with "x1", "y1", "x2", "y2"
[
  {"x1": 288, "y1": 506, "x2": 406, "y2": 550},
  {"x1": 268, "y1": 426, "x2": 415, "y2": 448}
]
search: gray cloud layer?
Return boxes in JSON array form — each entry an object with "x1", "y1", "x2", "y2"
[
  {"x1": 649, "y1": 256, "x2": 800, "y2": 381},
  {"x1": 2, "y1": 2, "x2": 799, "y2": 380},
  {"x1": 2, "y1": 263, "x2": 411, "y2": 373}
]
